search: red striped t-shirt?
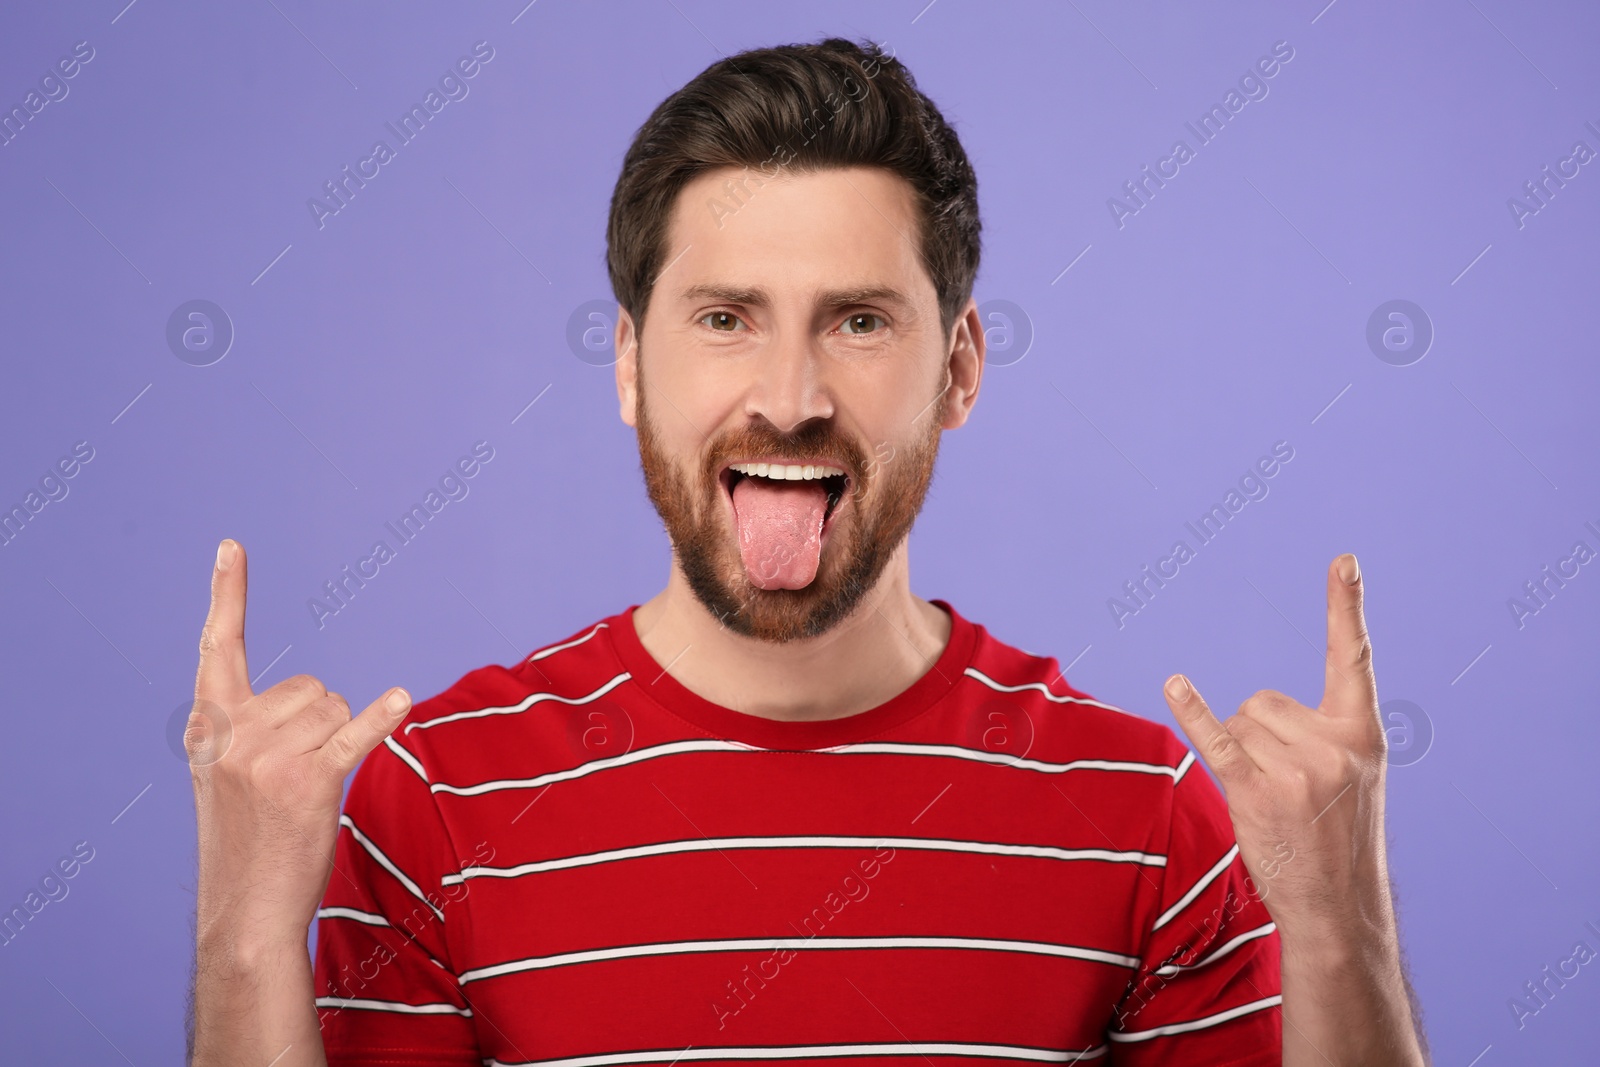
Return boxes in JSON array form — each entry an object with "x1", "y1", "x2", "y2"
[{"x1": 313, "y1": 599, "x2": 1282, "y2": 1066}]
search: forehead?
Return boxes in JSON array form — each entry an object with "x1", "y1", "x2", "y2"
[{"x1": 658, "y1": 164, "x2": 933, "y2": 307}]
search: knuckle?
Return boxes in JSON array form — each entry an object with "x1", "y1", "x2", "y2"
[
  {"x1": 1240, "y1": 690, "x2": 1279, "y2": 716},
  {"x1": 197, "y1": 624, "x2": 226, "y2": 658}
]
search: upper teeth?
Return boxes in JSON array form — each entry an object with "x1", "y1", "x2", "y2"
[{"x1": 729, "y1": 462, "x2": 847, "y2": 481}]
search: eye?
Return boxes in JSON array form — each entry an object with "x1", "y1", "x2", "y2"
[
  {"x1": 839, "y1": 312, "x2": 886, "y2": 336},
  {"x1": 700, "y1": 310, "x2": 747, "y2": 332}
]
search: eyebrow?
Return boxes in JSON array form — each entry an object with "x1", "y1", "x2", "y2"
[{"x1": 676, "y1": 283, "x2": 914, "y2": 310}]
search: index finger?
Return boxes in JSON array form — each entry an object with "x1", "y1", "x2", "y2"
[
  {"x1": 1322, "y1": 552, "x2": 1378, "y2": 717},
  {"x1": 196, "y1": 538, "x2": 252, "y2": 706}
]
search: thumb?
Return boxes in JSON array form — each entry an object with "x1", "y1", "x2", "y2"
[{"x1": 317, "y1": 687, "x2": 411, "y2": 778}]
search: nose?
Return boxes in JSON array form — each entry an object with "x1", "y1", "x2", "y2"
[{"x1": 742, "y1": 327, "x2": 835, "y2": 433}]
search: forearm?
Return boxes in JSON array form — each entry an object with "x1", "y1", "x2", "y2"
[
  {"x1": 1279, "y1": 916, "x2": 1427, "y2": 1067},
  {"x1": 190, "y1": 930, "x2": 327, "y2": 1067}
]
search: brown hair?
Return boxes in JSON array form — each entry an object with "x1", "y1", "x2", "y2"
[{"x1": 605, "y1": 36, "x2": 982, "y2": 341}]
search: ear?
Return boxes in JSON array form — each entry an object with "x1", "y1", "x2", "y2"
[
  {"x1": 614, "y1": 304, "x2": 639, "y2": 428},
  {"x1": 940, "y1": 297, "x2": 984, "y2": 431}
]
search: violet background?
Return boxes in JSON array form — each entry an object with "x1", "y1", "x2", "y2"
[{"x1": 1, "y1": 0, "x2": 1596, "y2": 1061}]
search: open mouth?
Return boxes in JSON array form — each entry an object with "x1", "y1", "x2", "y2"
[{"x1": 721, "y1": 461, "x2": 852, "y2": 530}]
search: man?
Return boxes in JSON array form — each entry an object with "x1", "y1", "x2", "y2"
[{"x1": 187, "y1": 37, "x2": 1428, "y2": 1066}]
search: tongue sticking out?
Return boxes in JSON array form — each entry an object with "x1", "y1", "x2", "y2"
[{"x1": 730, "y1": 476, "x2": 829, "y2": 590}]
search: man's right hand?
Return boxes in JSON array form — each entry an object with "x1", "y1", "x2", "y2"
[{"x1": 188, "y1": 537, "x2": 411, "y2": 1065}]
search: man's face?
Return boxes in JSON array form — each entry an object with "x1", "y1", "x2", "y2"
[{"x1": 616, "y1": 165, "x2": 978, "y2": 643}]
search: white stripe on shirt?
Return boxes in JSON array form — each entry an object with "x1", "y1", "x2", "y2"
[
  {"x1": 1152, "y1": 843, "x2": 1240, "y2": 931},
  {"x1": 1152, "y1": 921, "x2": 1277, "y2": 976},
  {"x1": 528, "y1": 622, "x2": 609, "y2": 662},
  {"x1": 404, "y1": 672, "x2": 631, "y2": 735},
  {"x1": 964, "y1": 667, "x2": 1128, "y2": 713},
  {"x1": 459, "y1": 935, "x2": 1140, "y2": 985},
  {"x1": 383, "y1": 735, "x2": 429, "y2": 783},
  {"x1": 1108, "y1": 994, "x2": 1282, "y2": 1041},
  {"x1": 339, "y1": 813, "x2": 445, "y2": 921},
  {"x1": 486, "y1": 1042, "x2": 1107, "y2": 1067},
  {"x1": 315, "y1": 995, "x2": 471, "y2": 1016},
  {"x1": 430, "y1": 738, "x2": 1188, "y2": 797},
  {"x1": 441, "y1": 834, "x2": 1166, "y2": 885},
  {"x1": 315, "y1": 905, "x2": 390, "y2": 927}
]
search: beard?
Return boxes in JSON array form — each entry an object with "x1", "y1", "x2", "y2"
[{"x1": 635, "y1": 361, "x2": 947, "y2": 643}]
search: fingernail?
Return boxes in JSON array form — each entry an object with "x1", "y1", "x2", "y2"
[
  {"x1": 215, "y1": 539, "x2": 236, "y2": 571},
  {"x1": 1164, "y1": 675, "x2": 1190, "y2": 702},
  {"x1": 385, "y1": 689, "x2": 411, "y2": 715},
  {"x1": 1339, "y1": 553, "x2": 1360, "y2": 585}
]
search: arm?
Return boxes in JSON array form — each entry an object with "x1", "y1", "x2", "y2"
[
  {"x1": 187, "y1": 538, "x2": 413, "y2": 1066},
  {"x1": 1162, "y1": 553, "x2": 1428, "y2": 1066}
]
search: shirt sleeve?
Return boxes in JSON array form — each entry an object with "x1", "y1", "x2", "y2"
[
  {"x1": 312, "y1": 729, "x2": 482, "y2": 1067},
  {"x1": 1106, "y1": 746, "x2": 1283, "y2": 1066}
]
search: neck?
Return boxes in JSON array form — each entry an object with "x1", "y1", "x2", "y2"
[{"x1": 631, "y1": 544, "x2": 952, "y2": 722}]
